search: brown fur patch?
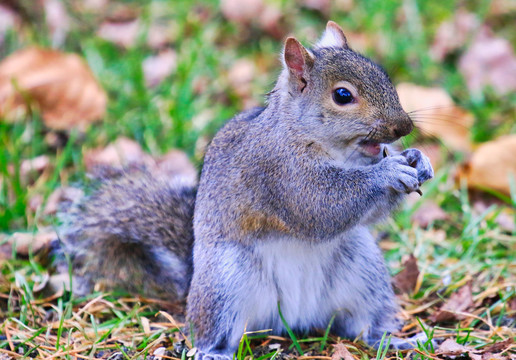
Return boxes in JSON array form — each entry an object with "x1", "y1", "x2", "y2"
[{"x1": 240, "y1": 211, "x2": 289, "y2": 235}]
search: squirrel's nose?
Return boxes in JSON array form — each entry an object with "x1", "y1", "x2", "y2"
[{"x1": 394, "y1": 116, "x2": 414, "y2": 138}]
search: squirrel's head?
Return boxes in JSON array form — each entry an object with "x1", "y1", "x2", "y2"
[{"x1": 276, "y1": 21, "x2": 413, "y2": 157}]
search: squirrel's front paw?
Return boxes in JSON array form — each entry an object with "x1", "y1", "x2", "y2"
[
  {"x1": 400, "y1": 149, "x2": 434, "y2": 185},
  {"x1": 380, "y1": 155, "x2": 420, "y2": 194}
]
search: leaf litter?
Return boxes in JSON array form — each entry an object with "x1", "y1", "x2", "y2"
[{"x1": 0, "y1": 2, "x2": 514, "y2": 360}]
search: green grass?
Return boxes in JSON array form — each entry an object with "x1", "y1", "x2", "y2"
[{"x1": 0, "y1": 0, "x2": 515, "y2": 359}]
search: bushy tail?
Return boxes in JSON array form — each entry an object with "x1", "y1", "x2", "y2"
[{"x1": 58, "y1": 170, "x2": 196, "y2": 301}]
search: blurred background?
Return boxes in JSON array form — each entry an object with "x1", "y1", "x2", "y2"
[
  {"x1": 0, "y1": 1, "x2": 514, "y2": 358},
  {"x1": 0, "y1": 0, "x2": 515, "y2": 234}
]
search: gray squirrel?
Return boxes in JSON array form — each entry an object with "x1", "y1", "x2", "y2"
[{"x1": 60, "y1": 21, "x2": 434, "y2": 359}]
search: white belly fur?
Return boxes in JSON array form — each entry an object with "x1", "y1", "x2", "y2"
[{"x1": 230, "y1": 227, "x2": 379, "y2": 344}]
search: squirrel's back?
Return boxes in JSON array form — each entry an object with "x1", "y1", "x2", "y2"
[{"x1": 59, "y1": 170, "x2": 196, "y2": 301}]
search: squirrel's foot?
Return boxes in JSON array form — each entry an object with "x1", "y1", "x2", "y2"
[
  {"x1": 194, "y1": 349, "x2": 233, "y2": 360},
  {"x1": 400, "y1": 149, "x2": 434, "y2": 185}
]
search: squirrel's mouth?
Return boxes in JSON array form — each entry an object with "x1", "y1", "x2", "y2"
[{"x1": 358, "y1": 140, "x2": 382, "y2": 156}]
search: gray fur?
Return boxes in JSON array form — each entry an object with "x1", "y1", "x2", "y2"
[
  {"x1": 188, "y1": 22, "x2": 433, "y2": 357},
  {"x1": 59, "y1": 170, "x2": 196, "y2": 300},
  {"x1": 61, "y1": 22, "x2": 434, "y2": 359}
]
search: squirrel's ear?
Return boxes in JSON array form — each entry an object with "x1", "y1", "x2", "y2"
[
  {"x1": 284, "y1": 37, "x2": 315, "y2": 91},
  {"x1": 316, "y1": 21, "x2": 348, "y2": 49}
]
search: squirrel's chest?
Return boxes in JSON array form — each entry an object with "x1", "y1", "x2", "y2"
[{"x1": 249, "y1": 236, "x2": 366, "y2": 332}]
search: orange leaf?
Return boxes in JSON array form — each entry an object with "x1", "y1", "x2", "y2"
[
  {"x1": 0, "y1": 47, "x2": 106, "y2": 130},
  {"x1": 397, "y1": 83, "x2": 473, "y2": 152},
  {"x1": 392, "y1": 254, "x2": 420, "y2": 294},
  {"x1": 430, "y1": 283, "x2": 474, "y2": 323},
  {"x1": 459, "y1": 134, "x2": 516, "y2": 196}
]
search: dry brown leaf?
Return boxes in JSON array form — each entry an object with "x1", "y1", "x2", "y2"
[
  {"x1": 481, "y1": 338, "x2": 514, "y2": 354},
  {"x1": 302, "y1": 0, "x2": 331, "y2": 14},
  {"x1": 44, "y1": 0, "x2": 70, "y2": 47},
  {"x1": 147, "y1": 23, "x2": 177, "y2": 50},
  {"x1": 220, "y1": 0, "x2": 264, "y2": 24},
  {"x1": 331, "y1": 343, "x2": 354, "y2": 360},
  {"x1": 458, "y1": 135, "x2": 516, "y2": 196},
  {"x1": 83, "y1": 137, "x2": 154, "y2": 172},
  {"x1": 489, "y1": 0, "x2": 516, "y2": 15},
  {"x1": 153, "y1": 347, "x2": 166, "y2": 360},
  {"x1": 430, "y1": 283, "x2": 474, "y2": 322},
  {"x1": 257, "y1": 5, "x2": 284, "y2": 39},
  {"x1": 437, "y1": 339, "x2": 482, "y2": 360},
  {"x1": 459, "y1": 27, "x2": 516, "y2": 96},
  {"x1": 0, "y1": 47, "x2": 107, "y2": 130},
  {"x1": 397, "y1": 83, "x2": 473, "y2": 152},
  {"x1": 155, "y1": 149, "x2": 197, "y2": 184},
  {"x1": 411, "y1": 201, "x2": 449, "y2": 228},
  {"x1": 392, "y1": 254, "x2": 420, "y2": 294},
  {"x1": 7, "y1": 229, "x2": 56, "y2": 256},
  {"x1": 20, "y1": 155, "x2": 50, "y2": 181},
  {"x1": 82, "y1": 0, "x2": 108, "y2": 12},
  {"x1": 430, "y1": 10, "x2": 479, "y2": 61},
  {"x1": 472, "y1": 198, "x2": 515, "y2": 232},
  {"x1": 142, "y1": 49, "x2": 177, "y2": 88},
  {"x1": 0, "y1": 4, "x2": 20, "y2": 45},
  {"x1": 228, "y1": 59, "x2": 255, "y2": 99},
  {"x1": 436, "y1": 338, "x2": 512, "y2": 360},
  {"x1": 97, "y1": 18, "x2": 140, "y2": 48}
]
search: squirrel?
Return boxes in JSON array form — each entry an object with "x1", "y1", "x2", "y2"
[{"x1": 59, "y1": 21, "x2": 434, "y2": 359}]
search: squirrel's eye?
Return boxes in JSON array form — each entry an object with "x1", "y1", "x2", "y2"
[{"x1": 333, "y1": 88, "x2": 354, "y2": 105}]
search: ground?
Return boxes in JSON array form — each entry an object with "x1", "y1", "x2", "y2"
[{"x1": 0, "y1": 0, "x2": 514, "y2": 359}]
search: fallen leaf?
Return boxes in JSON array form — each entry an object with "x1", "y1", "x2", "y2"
[
  {"x1": 411, "y1": 201, "x2": 449, "y2": 228},
  {"x1": 509, "y1": 297, "x2": 516, "y2": 318},
  {"x1": 44, "y1": 0, "x2": 70, "y2": 47},
  {"x1": 331, "y1": 343, "x2": 354, "y2": 360},
  {"x1": 430, "y1": 283, "x2": 474, "y2": 322},
  {"x1": 44, "y1": 186, "x2": 84, "y2": 215},
  {"x1": 81, "y1": 0, "x2": 108, "y2": 12},
  {"x1": 142, "y1": 49, "x2": 177, "y2": 87},
  {"x1": 228, "y1": 58, "x2": 256, "y2": 99},
  {"x1": 392, "y1": 254, "x2": 420, "y2": 294},
  {"x1": 147, "y1": 23, "x2": 177, "y2": 49},
  {"x1": 430, "y1": 10, "x2": 479, "y2": 61},
  {"x1": 20, "y1": 155, "x2": 50, "y2": 182},
  {"x1": 459, "y1": 26, "x2": 516, "y2": 96},
  {"x1": 83, "y1": 137, "x2": 154, "y2": 172},
  {"x1": 396, "y1": 83, "x2": 473, "y2": 152},
  {"x1": 489, "y1": 0, "x2": 516, "y2": 15},
  {"x1": 437, "y1": 339, "x2": 482, "y2": 360},
  {"x1": 97, "y1": 18, "x2": 140, "y2": 48},
  {"x1": 302, "y1": 0, "x2": 331, "y2": 15},
  {"x1": 0, "y1": 4, "x2": 20, "y2": 46},
  {"x1": 472, "y1": 198, "x2": 515, "y2": 232},
  {"x1": 153, "y1": 347, "x2": 166, "y2": 360},
  {"x1": 7, "y1": 229, "x2": 56, "y2": 256},
  {"x1": 458, "y1": 135, "x2": 516, "y2": 196},
  {"x1": 257, "y1": 4, "x2": 285, "y2": 39},
  {"x1": 155, "y1": 149, "x2": 197, "y2": 184},
  {"x1": 0, "y1": 47, "x2": 107, "y2": 130},
  {"x1": 481, "y1": 338, "x2": 514, "y2": 354},
  {"x1": 220, "y1": 0, "x2": 264, "y2": 24}
]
